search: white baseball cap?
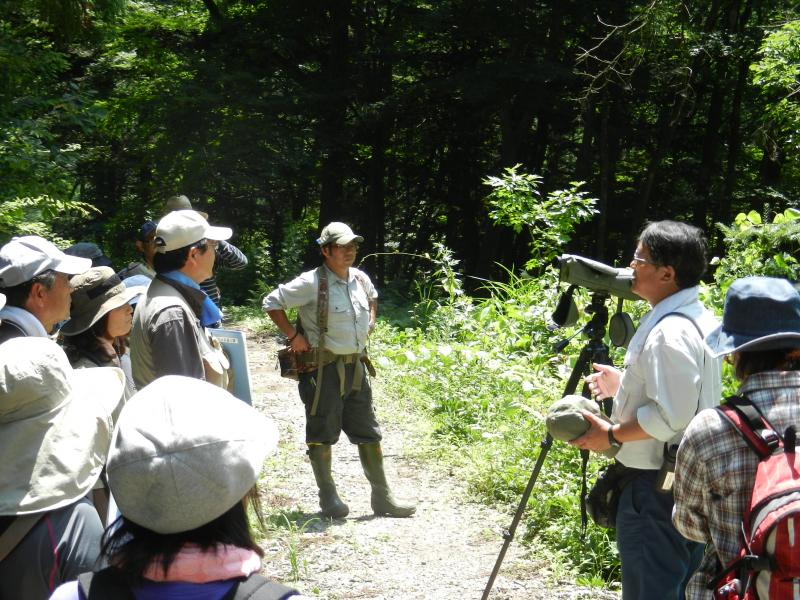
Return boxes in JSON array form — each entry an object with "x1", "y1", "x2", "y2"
[
  {"x1": 154, "y1": 210, "x2": 232, "y2": 253},
  {"x1": 0, "y1": 236, "x2": 92, "y2": 288}
]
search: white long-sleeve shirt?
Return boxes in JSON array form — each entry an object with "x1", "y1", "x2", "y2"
[{"x1": 613, "y1": 295, "x2": 722, "y2": 469}]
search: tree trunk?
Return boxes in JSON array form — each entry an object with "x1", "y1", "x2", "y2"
[{"x1": 317, "y1": 0, "x2": 351, "y2": 230}]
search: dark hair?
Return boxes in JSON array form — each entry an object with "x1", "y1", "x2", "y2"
[
  {"x1": 0, "y1": 269, "x2": 57, "y2": 308},
  {"x1": 734, "y1": 348, "x2": 800, "y2": 381},
  {"x1": 153, "y1": 239, "x2": 209, "y2": 274},
  {"x1": 638, "y1": 221, "x2": 707, "y2": 288},
  {"x1": 101, "y1": 487, "x2": 264, "y2": 584},
  {"x1": 60, "y1": 314, "x2": 121, "y2": 365}
]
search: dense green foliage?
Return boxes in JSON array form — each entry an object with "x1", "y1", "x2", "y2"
[
  {"x1": 2, "y1": 2, "x2": 799, "y2": 301},
  {"x1": 371, "y1": 206, "x2": 800, "y2": 587}
]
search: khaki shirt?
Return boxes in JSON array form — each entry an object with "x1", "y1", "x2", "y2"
[{"x1": 263, "y1": 265, "x2": 377, "y2": 355}]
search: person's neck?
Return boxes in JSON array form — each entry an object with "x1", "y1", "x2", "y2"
[
  {"x1": 177, "y1": 266, "x2": 204, "y2": 285},
  {"x1": 94, "y1": 335, "x2": 119, "y2": 361},
  {"x1": 646, "y1": 284, "x2": 680, "y2": 308},
  {"x1": 23, "y1": 304, "x2": 53, "y2": 333},
  {"x1": 324, "y1": 262, "x2": 349, "y2": 280}
]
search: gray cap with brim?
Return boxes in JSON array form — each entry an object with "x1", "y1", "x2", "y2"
[{"x1": 0, "y1": 236, "x2": 91, "y2": 288}]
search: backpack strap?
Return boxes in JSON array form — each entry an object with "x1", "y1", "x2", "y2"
[
  {"x1": 309, "y1": 266, "x2": 328, "y2": 417},
  {"x1": 228, "y1": 574, "x2": 298, "y2": 600},
  {"x1": 656, "y1": 311, "x2": 704, "y2": 340},
  {"x1": 78, "y1": 568, "x2": 136, "y2": 600},
  {"x1": 0, "y1": 513, "x2": 43, "y2": 562},
  {"x1": 715, "y1": 395, "x2": 781, "y2": 459}
]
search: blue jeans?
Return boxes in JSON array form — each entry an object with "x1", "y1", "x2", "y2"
[{"x1": 616, "y1": 470, "x2": 704, "y2": 600}]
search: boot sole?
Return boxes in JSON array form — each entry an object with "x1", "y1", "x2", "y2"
[
  {"x1": 321, "y1": 505, "x2": 350, "y2": 519},
  {"x1": 372, "y1": 507, "x2": 416, "y2": 518}
]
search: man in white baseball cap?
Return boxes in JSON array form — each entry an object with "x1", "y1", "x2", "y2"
[
  {"x1": 0, "y1": 236, "x2": 91, "y2": 343},
  {"x1": 129, "y1": 210, "x2": 233, "y2": 389}
]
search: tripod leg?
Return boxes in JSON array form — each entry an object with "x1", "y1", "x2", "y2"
[
  {"x1": 481, "y1": 346, "x2": 595, "y2": 599},
  {"x1": 480, "y1": 434, "x2": 553, "y2": 600}
]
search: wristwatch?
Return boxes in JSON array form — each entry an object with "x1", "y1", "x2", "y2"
[{"x1": 607, "y1": 426, "x2": 622, "y2": 449}]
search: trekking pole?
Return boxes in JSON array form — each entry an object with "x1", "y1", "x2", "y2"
[{"x1": 481, "y1": 293, "x2": 610, "y2": 600}]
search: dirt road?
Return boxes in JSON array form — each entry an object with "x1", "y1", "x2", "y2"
[{"x1": 246, "y1": 327, "x2": 617, "y2": 600}]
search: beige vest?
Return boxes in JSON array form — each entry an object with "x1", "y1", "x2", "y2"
[{"x1": 130, "y1": 278, "x2": 230, "y2": 389}]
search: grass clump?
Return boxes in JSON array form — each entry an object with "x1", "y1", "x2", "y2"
[{"x1": 371, "y1": 252, "x2": 626, "y2": 586}]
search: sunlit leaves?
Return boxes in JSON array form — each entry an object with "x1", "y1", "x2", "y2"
[{"x1": 484, "y1": 165, "x2": 598, "y2": 272}]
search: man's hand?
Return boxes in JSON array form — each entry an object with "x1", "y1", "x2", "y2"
[
  {"x1": 290, "y1": 332, "x2": 311, "y2": 353},
  {"x1": 585, "y1": 363, "x2": 622, "y2": 400},
  {"x1": 569, "y1": 411, "x2": 612, "y2": 452}
]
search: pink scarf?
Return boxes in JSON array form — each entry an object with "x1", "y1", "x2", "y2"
[{"x1": 142, "y1": 544, "x2": 261, "y2": 583}]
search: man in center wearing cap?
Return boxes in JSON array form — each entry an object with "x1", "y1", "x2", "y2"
[
  {"x1": 0, "y1": 236, "x2": 92, "y2": 343},
  {"x1": 263, "y1": 222, "x2": 415, "y2": 519},
  {"x1": 165, "y1": 195, "x2": 248, "y2": 321},
  {"x1": 129, "y1": 210, "x2": 233, "y2": 389}
]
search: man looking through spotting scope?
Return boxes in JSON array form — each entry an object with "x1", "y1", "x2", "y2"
[
  {"x1": 263, "y1": 222, "x2": 415, "y2": 519},
  {"x1": 569, "y1": 220, "x2": 721, "y2": 600}
]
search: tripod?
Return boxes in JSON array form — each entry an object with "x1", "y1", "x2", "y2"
[{"x1": 480, "y1": 291, "x2": 613, "y2": 600}]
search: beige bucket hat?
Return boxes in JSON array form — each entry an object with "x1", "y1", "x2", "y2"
[
  {"x1": 107, "y1": 375, "x2": 278, "y2": 534},
  {"x1": 164, "y1": 194, "x2": 208, "y2": 220},
  {"x1": 0, "y1": 337, "x2": 125, "y2": 516},
  {"x1": 60, "y1": 267, "x2": 145, "y2": 336}
]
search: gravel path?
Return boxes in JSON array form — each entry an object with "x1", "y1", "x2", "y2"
[{"x1": 245, "y1": 328, "x2": 618, "y2": 600}]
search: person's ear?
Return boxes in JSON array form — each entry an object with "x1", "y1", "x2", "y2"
[
  {"x1": 321, "y1": 245, "x2": 330, "y2": 259},
  {"x1": 660, "y1": 264, "x2": 676, "y2": 284},
  {"x1": 26, "y1": 282, "x2": 47, "y2": 311}
]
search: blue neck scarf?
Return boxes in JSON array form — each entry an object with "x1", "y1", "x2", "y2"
[{"x1": 161, "y1": 271, "x2": 223, "y2": 328}]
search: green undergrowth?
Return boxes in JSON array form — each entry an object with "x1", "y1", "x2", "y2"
[
  {"x1": 230, "y1": 208, "x2": 795, "y2": 590},
  {"x1": 370, "y1": 265, "x2": 628, "y2": 587}
]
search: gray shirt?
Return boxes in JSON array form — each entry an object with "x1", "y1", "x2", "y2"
[{"x1": 130, "y1": 277, "x2": 206, "y2": 388}]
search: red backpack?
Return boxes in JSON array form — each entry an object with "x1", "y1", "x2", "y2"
[{"x1": 710, "y1": 395, "x2": 800, "y2": 599}]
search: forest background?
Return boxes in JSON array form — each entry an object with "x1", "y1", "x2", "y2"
[{"x1": 3, "y1": 0, "x2": 800, "y2": 589}]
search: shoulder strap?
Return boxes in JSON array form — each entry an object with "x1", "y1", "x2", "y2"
[
  {"x1": 0, "y1": 513, "x2": 43, "y2": 562},
  {"x1": 655, "y1": 311, "x2": 706, "y2": 419},
  {"x1": 715, "y1": 395, "x2": 780, "y2": 459},
  {"x1": 316, "y1": 266, "x2": 328, "y2": 347},
  {"x1": 230, "y1": 574, "x2": 298, "y2": 600},
  {"x1": 352, "y1": 271, "x2": 369, "y2": 297},
  {"x1": 78, "y1": 567, "x2": 136, "y2": 600},
  {"x1": 310, "y1": 267, "x2": 328, "y2": 416},
  {"x1": 656, "y1": 311, "x2": 704, "y2": 339}
]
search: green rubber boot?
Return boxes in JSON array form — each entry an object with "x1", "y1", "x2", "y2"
[
  {"x1": 307, "y1": 444, "x2": 349, "y2": 519},
  {"x1": 358, "y1": 442, "x2": 416, "y2": 518}
]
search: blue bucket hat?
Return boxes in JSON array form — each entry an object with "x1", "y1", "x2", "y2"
[{"x1": 704, "y1": 276, "x2": 800, "y2": 358}]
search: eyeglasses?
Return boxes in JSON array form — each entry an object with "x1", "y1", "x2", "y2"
[
  {"x1": 631, "y1": 252, "x2": 659, "y2": 267},
  {"x1": 334, "y1": 242, "x2": 359, "y2": 251}
]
